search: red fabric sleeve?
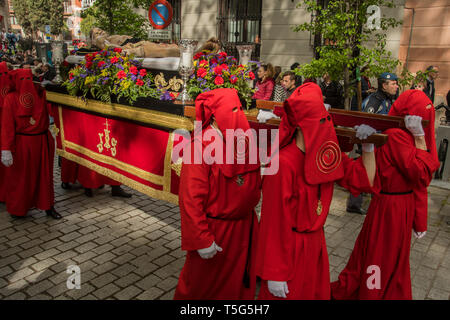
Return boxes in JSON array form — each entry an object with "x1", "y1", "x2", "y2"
[
  {"x1": 256, "y1": 158, "x2": 296, "y2": 281},
  {"x1": 262, "y1": 80, "x2": 274, "y2": 101},
  {"x1": 387, "y1": 129, "x2": 438, "y2": 189},
  {"x1": 413, "y1": 187, "x2": 428, "y2": 232},
  {"x1": 178, "y1": 140, "x2": 215, "y2": 251},
  {"x1": 337, "y1": 153, "x2": 379, "y2": 196},
  {"x1": 1, "y1": 95, "x2": 16, "y2": 152}
]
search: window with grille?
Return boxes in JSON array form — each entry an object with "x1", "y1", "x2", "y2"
[
  {"x1": 217, "y1": 0, "x2": 262, "y2": 60},
  {"x1": 170, "y1": 0, "x2": 181, "y2": 42}
]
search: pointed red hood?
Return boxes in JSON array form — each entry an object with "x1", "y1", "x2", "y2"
[
  {"x1": 0, "y1": 62, "x2": 11, "y2": 108},
  {"x1": 12, "y1": 68, "x2": 44, "y2": 117}
]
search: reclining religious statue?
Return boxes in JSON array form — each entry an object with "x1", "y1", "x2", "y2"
[{"x1": 90, "y1": 27, "x2": 180, "y2": 58}]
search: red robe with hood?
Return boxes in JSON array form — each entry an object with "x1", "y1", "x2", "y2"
[
  {"x1": 331, "y1": 90, "x2": 440, "y2": 300},
  {"x1": 256, "y1": 83, "x2": 374, "y2": 300},
  {"x1": 1, "y1": 69, "x2": 55, "y2": 216},
  {"x1": 0, "y1": 62, "x2": 11, "y2": 202},
  {"x1": 174, "y1": 88, "x2": 261, "y2": 299}
]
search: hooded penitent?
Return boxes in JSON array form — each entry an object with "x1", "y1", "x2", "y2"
[
  {"x1": 0, "y1": 62, "x2": 11, "y2": 107},
  {"x1": 278, "y1": 82, "x2": 344, "y2": 185},
  {"x1": 12, "y1": 68, "x2": 44, "y2": 117},
  {"x1": 195, "y1": 88, "x2": 260, "y2": 177},
  {"x1": 389, "y1": 89, "x2": 438, "y2": 163}
]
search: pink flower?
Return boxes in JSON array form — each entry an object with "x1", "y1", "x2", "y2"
[
  {"x1": 130, "y1": 66, "x2": 138, "y2": 75},
  {"x1": 213, "y1": 66, "x2": 223, "y2": 75},
  {"x1": 197, "y1": 68, "x2": 207, "y2": 78},
  {"x1": 139, "y1": 69, "x2": 147, "y2": 77},
  {"x1": 117, "y1": 70, "x2": 126, "y2": 79},
  {"x1": 214, "y1": 76, "x2": 224, "y2": 85}
]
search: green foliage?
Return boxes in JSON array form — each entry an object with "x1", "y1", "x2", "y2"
[
  {"x1": 81, "y1": 0, "x2": 151, "y2": 39},
  {"x1": 80, "y1": 14, "x2": 96, "y2": 38},
  {"x1": 293, "y1": 0, "x2": 402, "y2": 108},
  {"x1": 12, "y1": 0, "x2": 64, "y2": 37}
]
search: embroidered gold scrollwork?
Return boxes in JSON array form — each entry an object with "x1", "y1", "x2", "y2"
[
  {"x1": 154, "y1": 72, "x2": 183, "y2": 92},
  {"x1": 97, "y1": 119, "x2": 118, "y2": 157}
]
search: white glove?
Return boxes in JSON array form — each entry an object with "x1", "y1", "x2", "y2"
[
  {"x1": 268, "y1": 280, "x2": 289, "y2": 298},
  {"x1": 257, "y1": 110, "x2": 279, "y2": 123},
  {"x1": 1, "y1": 150, "x2": 13, "y2": 167},
  {"x1": 413, "y1": 230, "x2": 427, "y2": 239},
  {"x1": 197, "y1": 241, "x2": 223, "y2": 259},
  {"x1": 405, "y1": 115, "x2": 424, "y2": 137},
  {"x1": 355, "y1": 124, "x2": 376, "y2": 152},
  {"x1": 324, "y1": 103, "x2": 331, "y2": 111}
]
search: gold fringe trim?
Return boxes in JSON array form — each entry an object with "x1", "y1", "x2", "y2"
[
  {"x1": 57, "y1": 148, "x2": 179, "y2": 205},
  {"x1": 47, "y1": 91, "x2": 194, "y2": 131}
]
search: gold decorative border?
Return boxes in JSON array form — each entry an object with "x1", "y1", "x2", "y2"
[
  {"x1": 57, "y1": 148, "x2": 179, "y2": 204},
  {"x1": 47, "y1": 91, "x2": 194, "y2": 131}
]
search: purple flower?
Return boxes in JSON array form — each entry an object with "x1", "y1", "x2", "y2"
[
  {"x1": 117, "y1": 64, "x2": 124, "y2": 70},
  {"x1": 160, "y1": 91, "x2": 172, "y2": 101},
  {"x1": 130, "y1": 75, "x2": 137, "y2": 81},
  {"x1": 80, "y1": 73, "x2": 87, "y2": 78}
]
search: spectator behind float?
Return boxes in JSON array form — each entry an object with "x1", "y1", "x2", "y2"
[
  {"x1": 362, "y1": 72, "x2": 398, "y2": 114},
  {"x1": 252, "y1": 62, "x2": 275, "y2": 101},
  {"x1": 319, "y1": 72, "x2": 344, "y2": 109},
  {"x1": 290, "y1": 62, "x2": 303, "y2": 87}
]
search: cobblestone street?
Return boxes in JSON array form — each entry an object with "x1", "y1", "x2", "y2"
[{"x1": 0, "y1": 163, "x2": 449, "y2": 300}]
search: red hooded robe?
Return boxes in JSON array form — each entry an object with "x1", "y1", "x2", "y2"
[
  {"x1": 1, "y1": 69, "x2": 55, "y2": 216},
  {"x1": 256, "y1": 83, "x2": 374, "y2": 300},
  {"x1": 174, "y1": 88, "x2": 261, "y2": 299},
  {"x1": 331, "y1": 90, "x2": 440, "y2": 300},
  {"x1": 0, "y1": 61, "x2": 11, "y2": 202}
]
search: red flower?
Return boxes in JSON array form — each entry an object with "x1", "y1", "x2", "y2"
[
  {"x1": 85, "y1": 54, "x2": 93, "y2": 62},
  {"x1": 230, "y1": 75, "x2": 237, "y2": 84},
  {"x1": 211, "y1": 58, "x2": 218, "y2": 65},
  {"x1": 136, "y1": 79, "x2": 144, "y2": 86},
  {"x1": 219, "y1": 52, "x2": 227, "y2": 58},
  {"x1": 193, "y1": 52, "x2": 204, "y2": 60},
  {"x1": 69, "y1": 73, "x2": 73, "y2": 80},
  {"x1": 214, "y1": 76, "x2": 224, "y2": 85},
  {"x1": 92, "y1": 52, "x2": 98, "y2": 57},
  {"x1": 97, "y1": 61, "x2": 105, "y2": 68},
  {"x1": 117, "y1": 70, "x2": 127, "y2": 79},
  {"x1": 220, "y1": 63, "x2": 229, "y2": 70},
  {"x1": 110, "y1": 56, "x2": 119, "y2": 64},
  {"x1": 197, "y1": 68, "x2": 207, "y2": 78},
  {"x1": 139, "y1": 69, "x2": 147, "y2": 77},
  {"x1": 248, "y1": 71, "x2": 255, "y2": 80},
  {"x1": 130, "y1": 66, "x2": 138, "y2": 75},
  {"x1": 213, "y1": 66, "x2": 223, "y2": 75},
  {"x1": 113, "y1": 47, "x2": 122, "y2": 53},
  {"x1": 199, "y1": 59, "x2": 208, "y2": 66},
  {"x1": 85, "y1": 61, "x2": 93, "y2": 69}
]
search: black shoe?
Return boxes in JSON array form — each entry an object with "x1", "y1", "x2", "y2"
[
  {"x1": 111, "y1": 186, "x2": 132, "y2": 198},
  {"x1": 346, "y1": 206, "x2": 367, "y2": 215},
  {"x1": 61, "y1": 182, "x2": 72, "y2": 190},
  {"x1": 10, "y1": 214, "x2": 26, "y2": 219},
  {"x1": 98, "y1": 185, "x2": 105, "y2": 190},
  {"x1": 84, "y1": 188, "x2": 93, "y2": 197},
  {"x1": 46, "y1": 208, "x2": 62, "y2": 220}
]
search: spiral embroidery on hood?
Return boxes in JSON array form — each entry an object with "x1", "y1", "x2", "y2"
[
  {"x1": 19, "y1": 92, "x2": 34, "y2": 108},
  {"x1": 316, "y1": 140, "x2": 341, "y2": 174},
  {"x1": 0, "y1": 86, "x2": 9, "y2": 97}
]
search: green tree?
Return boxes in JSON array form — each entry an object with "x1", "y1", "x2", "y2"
[
  {"x1": 80, "y1": 14, "x2": 96, "y2": 38},
  {"x1": 81, "y1": 0, "x2": 152, "y2": 39},
  {"x1": 293, "y1": 0, "x2": 402, "y2": 110},
  {"x1": 11, "y1": 0, "x2": 35, "y2": 36}
]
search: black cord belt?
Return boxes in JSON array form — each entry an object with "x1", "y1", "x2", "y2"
[
  {"x1": 16, "y1": 130, "x2": 47, "y2": 136},
  {"x1": 206, "y1": 214, "x2": 247, "y2": 221},
  {"x1": 380, "y1": 190, "x2": 413, "y2": 195}
]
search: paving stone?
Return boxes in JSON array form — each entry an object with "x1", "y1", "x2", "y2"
[
  {"x1": 136, "y1": 287, "x2": 164, "y2": 300},
  {"x1": 114, "y1": 285, "x2": 142, "y2": 300},
  {"x1": 115, "y1": 273, "x2": 141, "y2": 288},
  {"x1": 136, "y1": 275, "x2": 162, "y2": 291},
  {"x1": 92, "y1": 283, "x2": 121, "y2": 299},
  {"x1": 91, "y1": 273, "x2": 118, "y2": 289}
]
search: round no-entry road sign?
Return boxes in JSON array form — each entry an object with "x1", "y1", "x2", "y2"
[{"x1": 148, "y1": 0, "x2": 173, "y2": 30}]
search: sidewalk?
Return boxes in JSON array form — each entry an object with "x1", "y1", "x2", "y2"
[{"x1": 0, "y1": 164, "x2": 449, "y2": 300}]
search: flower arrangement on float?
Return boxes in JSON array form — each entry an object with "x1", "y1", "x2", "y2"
[
  {"x1": 187, "y1": 51, "x2": 255, "y2": 108},
  {"x1": 63, "y1": 47, "x2": 159, "y2": 104}
]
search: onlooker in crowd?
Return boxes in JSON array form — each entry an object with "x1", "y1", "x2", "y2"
[
  {"x1": 281, "y1": 71, "x2": 298, "y2": 99},
  {"x1": 252, "y1": 63, "x2": 275, "y2": 101},
  {"x1": 351, "y1": 66, "x2": 375, "y2": 111},
  {"x1": 290, "y1": 62, "x2": 303, "y2": 87},
  {"x1": 423, "y1": 65, "x2": 439, "y2": 104},
  {"x1": 41, "y1": 64, "x2": 56, "y2": 82},
  {"x1": 271, "y1": 70, "x2": 287, "y2": 102},
  {"x1": 362, "y1": 72, "x2": 398, "y2": 114},
  {"x1": 319, "y1": 72, "x2": 344, "y2": 109}
]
